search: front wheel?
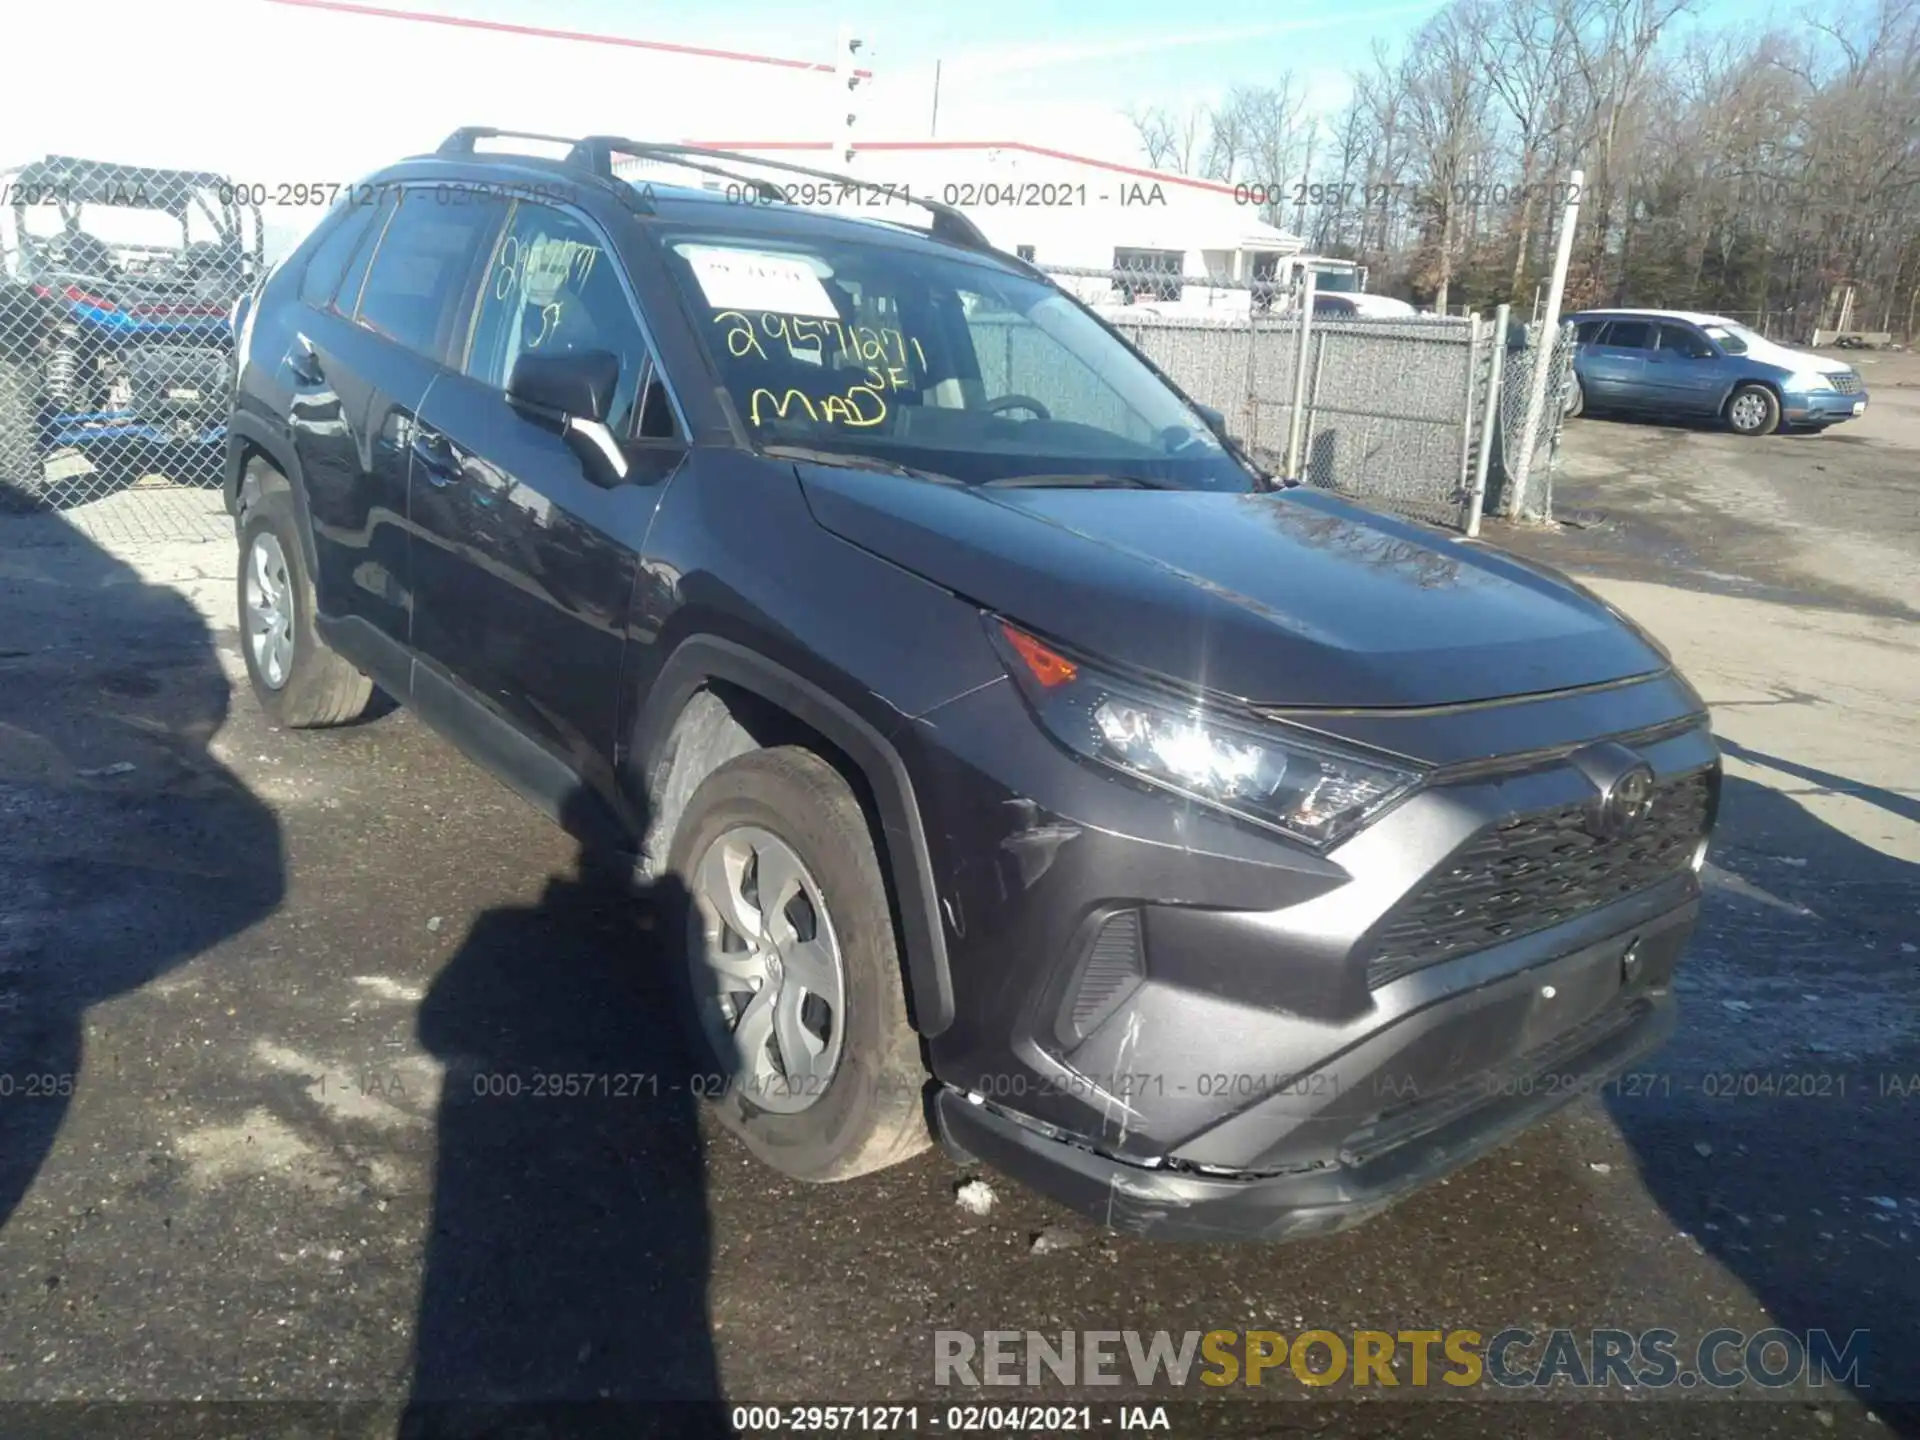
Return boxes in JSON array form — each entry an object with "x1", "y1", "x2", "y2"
[
  {"x1": 668, "y1": 746, "x2": 931, "y2": 1182},
  {"x1": 1725, "y1": 384, "x2": 1780, "y2": 437},
  {"x1": 1562, "y1": 374, "x2": 1585, "y2": 419}
]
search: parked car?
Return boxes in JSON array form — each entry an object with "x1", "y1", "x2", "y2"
[
  {"x1": 226, "y1": 129, "x2": 1721, "y2": 1241},
  {"x1": 0, "y1": 155, "x2": 264, "y2": 503},
  {"x1": 1564, "y1": 308, "x2": 1869, "y2": 435},
  {"x1": 1313, "y1": 292, "x2": 1417, "y2": 318}
]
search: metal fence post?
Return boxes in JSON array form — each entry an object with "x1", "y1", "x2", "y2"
[
  {"x1": 1465, "y1": 304, "x2": 1510, "y2": 538},
  {"x1": 1283, "y1": 269, "x2": 1317, "y2": 482},
  {"x1": 1511, "y1": 167, "x2": 1583, "y2": 521},
  {"x1": 1456, "y1": 312, "x2": 1483, "y2": 520}
]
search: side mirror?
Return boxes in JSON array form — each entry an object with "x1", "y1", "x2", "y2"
[
  {"x1": 1193, "y1": 403, "x2": 1227, "y2": 434},
  {"x1": 508, "y1": 349, "x2": 630, "y2": 484}
]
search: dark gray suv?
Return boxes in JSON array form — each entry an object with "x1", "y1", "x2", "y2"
[{"x1": 225, "y1": 128, "x2": 1720, "y2": 1241}]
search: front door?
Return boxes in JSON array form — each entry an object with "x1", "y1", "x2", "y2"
[
  {"x1": 408, "y1": 198, "x2": 687, "y2": 811},
  {"x1": 1647, "y1": 322, "x2": 1727, "y2": 414}
]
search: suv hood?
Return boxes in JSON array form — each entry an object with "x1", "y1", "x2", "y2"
[{"x1": 796, "y1": 466, "x2": 1666, "y2": 709}]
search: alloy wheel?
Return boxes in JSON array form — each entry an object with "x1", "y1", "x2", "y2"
[
  {"x1": 688, "y1": 824, "x2": 848, "y2": 1115},
  {"x1": 1729, "y1": 392, "x2": 1769, "y2": 433},
  {"x1": 244, "y1": 531, "x2": 295, "y2": 689}
]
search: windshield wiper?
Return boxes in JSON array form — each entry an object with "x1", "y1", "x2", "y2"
[
  {"x1": 762, "y1": 445, "x2": 960, "y2": 486},
  {"x1": 979, "y1": 473, "x2": 1179, "y2": 489}
]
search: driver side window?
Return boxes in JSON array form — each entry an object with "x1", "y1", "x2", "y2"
[{"x1": 463, "y1": 203, "x2": 655, "y2": 436}]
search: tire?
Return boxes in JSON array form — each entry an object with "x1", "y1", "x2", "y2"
[
  {"x1": 0, "y1": 358, "x2": 48, "y2": 509},
  {"x1": 668, "y1": 745, "x2": 930, "y2": 1182},
  {"x1": 236, "y1": 481, "x2": 375, "y2": 727},
  {"x1": 1562, "y1": 374, "x2": 1585, "y2": 419},
  {"x1": 1725, "y1": 383, "x2": 1780, "y2": 437}
]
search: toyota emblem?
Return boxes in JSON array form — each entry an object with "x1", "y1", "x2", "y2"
[{"x1": 1590, "y1": 763, "x2": 1656, "y2": 839}]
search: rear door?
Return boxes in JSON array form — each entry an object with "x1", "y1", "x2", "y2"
[
  {"x1": 409, "y1": 198, "x2": 687, "y2": 809},
  {"x1": 1647, "y1": 321, "x2": 1726, "y2": 414},
  {"x1": 1581, "y1": 319, "x2": 1654, "y2": 405},
  {"x1": 286, "y1": 186, "x2": 497, "y2": 679}
]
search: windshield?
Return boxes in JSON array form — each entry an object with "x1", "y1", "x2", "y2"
[
  {"x1": 659, "y1": 229, "x2": 1256, "y2": 491},
  {"x1": 1700, "y1": 323, "x2": 1755, "y2": 355}
]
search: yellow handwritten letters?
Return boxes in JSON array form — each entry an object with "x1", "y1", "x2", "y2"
[{"x1": 720, "y1": 309, "x2": 927, "y2": 429}]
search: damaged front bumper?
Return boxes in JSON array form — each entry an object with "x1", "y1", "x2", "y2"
[{"x1": 935, "y1": 905, "x2": 1685, "y2": 1242}]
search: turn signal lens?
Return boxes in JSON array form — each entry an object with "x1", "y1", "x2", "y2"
[{"x1": 999, "y1": 622, "x2": 1078, "y2": 689}]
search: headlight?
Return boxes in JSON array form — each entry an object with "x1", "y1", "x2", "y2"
[
  {"x1": 989, "y1": 619, "x2": 1421, "y2": 847},
  {"x1": 1784, "y1": 371, "x2": 1834, "y2": 392}
]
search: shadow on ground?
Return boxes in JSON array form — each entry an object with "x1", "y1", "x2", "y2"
[
  {"x1": 1613, "y1": 768, "x2": 1920, "y2": 1433},
  {"x1": 0, "y1": 513, "x2": 283, "y2": 1226},
  {"x1": 399, "y1": 794, "x2": 730, "y2": 1438}
]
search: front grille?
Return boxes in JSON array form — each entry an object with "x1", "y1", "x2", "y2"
[
  {"x1": 1830, "y1": 372, "x2": 1863, "y2": 395},
  {"x1": 1362, "y1": 769, "x2": 1714, "y2": 988}
]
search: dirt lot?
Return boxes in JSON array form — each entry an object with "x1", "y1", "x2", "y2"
[
  {"x1": 1, "y1": 370, "x2": 1917, "y2": 1436},
  {"x1": 1505, "y1": 346, "x2": 1920, "y2": 620}
]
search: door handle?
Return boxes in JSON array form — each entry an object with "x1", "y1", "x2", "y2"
[{"x1": 411, "y1": 427, "x2": 464, "y2": 487}]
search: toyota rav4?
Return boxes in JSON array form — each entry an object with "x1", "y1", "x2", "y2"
[{"x1": 223, "y1": 129, "x2": 1720, "y2": 1241}]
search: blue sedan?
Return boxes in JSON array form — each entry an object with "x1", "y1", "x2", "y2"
[{"x1": 1564, "y1": 308, "x2": 1869, "y2": 436}]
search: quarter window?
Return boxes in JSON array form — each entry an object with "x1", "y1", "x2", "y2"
[
  {"x1": 330, "y1": 190, "x2": 396, "y2": 319},
  {"x1": 465, "y1": 204, "x2": 656, "y2": 437},
  {"x1": 300, "y1": 201, "x2": 379, "y2": 311}
]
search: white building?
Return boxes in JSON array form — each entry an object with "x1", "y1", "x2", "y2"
[{"x1": 616, "y1": 140, "x2": 1360, "y2": 317}]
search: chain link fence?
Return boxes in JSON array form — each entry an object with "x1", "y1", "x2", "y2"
[
  {"x1": 0, "y1": 189, "x2": 1549, "y2": 537},
  {"x1": 1, "y1": 156, "x2": 263, "y2": 536},
  {"x1": 1044, "y1": 260, "x2": 1493, "y2": 528},
  {"x1": 1487, "y1": 318, "x2": 1577, "y2": 523}
]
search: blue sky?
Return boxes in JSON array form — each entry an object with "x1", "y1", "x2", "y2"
[
  {"x1": 298, "y1": 0, "x2": 1772, "y2": 143},
  {"x1": 332, "y1": 0, "x2": 1451, "y2": 120}
]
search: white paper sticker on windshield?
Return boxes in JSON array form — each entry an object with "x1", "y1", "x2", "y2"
[{"x1": 678, "y1": 245, "x2": 840, "y2": 318}]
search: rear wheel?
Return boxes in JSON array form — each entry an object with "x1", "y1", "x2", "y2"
[
  {"x1": 1726, "y1": 384, "x2": 1780, "y2": 436},
  {"x1": 668, "y1": 746, "x2": 930, "y2": 1181},
  {"x1": 236, "y1": 481, "x2": 375, "y2": 727}
]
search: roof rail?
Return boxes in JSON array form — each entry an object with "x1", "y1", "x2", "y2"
[
  {"x1": 436, "y1": 126, "x2": 584, "y2": 159},
  {"x1": 567, "y1": 136, "x2": 785, "y2": 203},
  {"x1": 430, "y1": 127, "x2": 996, "y2": 254}
]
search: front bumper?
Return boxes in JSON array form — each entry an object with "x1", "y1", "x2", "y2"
[
  {"x1": 1783, "y1": 387, "x2": 1867, "y2": 424},
  {"x1": 936, "y1": 894, "x2": 1691, "y2": 1241},
  {"x1": 903, "y1": 666, "x2": 1718, "y2": 1240}
]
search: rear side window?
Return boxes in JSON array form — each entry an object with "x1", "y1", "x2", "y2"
[
  {"x1": 1599, "y1": 320, "x2": 1652, "y2": 349},
  {"x1": 298, "y1": 201, "x2": 379, "y2": 310},
  {"x1": 355, "y1": 191, "x2": 498, "y2": 359}
]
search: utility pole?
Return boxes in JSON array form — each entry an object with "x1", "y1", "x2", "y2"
[
  {"x1": 930, "y1": 59, "x2": 941, "y2": 139},
  {"x1": 835, "y1": 25, "x2": 867, "y2": 165}
]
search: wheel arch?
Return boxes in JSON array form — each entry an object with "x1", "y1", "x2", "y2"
[
  {"x1": 226, "y1": 418, "x2": 323, "y2": 579},
  {"x1": 628, "y1": 636, "x2": 955, "y2": 1038}
]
